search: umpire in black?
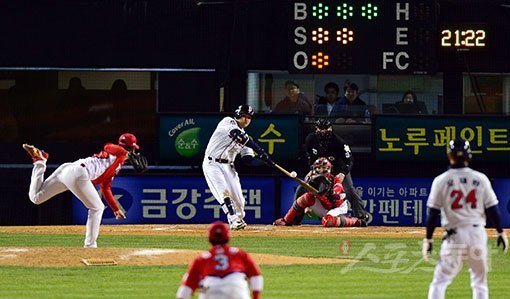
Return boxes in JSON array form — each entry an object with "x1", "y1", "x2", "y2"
[{"x1": 295, "y1": 118, "x2": 368, "y2": 220}]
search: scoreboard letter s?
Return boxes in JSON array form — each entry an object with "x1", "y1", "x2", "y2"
[
  {"x1": 294, "y1": 3, "x2": 307, "y2": 20},
  {"x1": 293, "y1": 51, "x2": 308, "y2": 70},
  {"x1": 294, "y1": 27, "x2": 306, "y2": 45}
]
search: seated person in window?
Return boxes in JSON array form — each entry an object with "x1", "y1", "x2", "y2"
[
  {"x1": 337, "y1": 82, "x2": 368, "y2": 123},
  {"x1": 315, "y1": 82, "x2": 344, "y2": 117},
  {"x1": 273, "y1": 80, "x2": 312, "y2": 115},
  {"x1": 395, "y1": 90, "x2": 428, "y2": 114}
]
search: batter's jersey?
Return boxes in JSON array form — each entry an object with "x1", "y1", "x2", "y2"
[
  {"x1": 178, "y1": 245, "x2": 262, "y2": 298},
  {"x1": 204, "y1": 117, "x2": 255, "y2": 162},
  {"x1": 427, "y1": 167, "x2": 498, "y2": 229}
]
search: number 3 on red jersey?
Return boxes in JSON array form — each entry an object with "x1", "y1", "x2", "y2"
[{"x1": 450, "y1": 189, "x2": 477, "y2": 210}]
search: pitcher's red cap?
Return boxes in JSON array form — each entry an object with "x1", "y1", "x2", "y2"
[{"x1": 118, "y1": 133, "x2": 139, "y2": 149}]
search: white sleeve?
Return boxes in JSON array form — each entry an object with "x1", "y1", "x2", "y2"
[
  {"x1": 249, "y1": 275, "x2": 264, "y2": 292},
  {"x1": 240, "y1": 146, "x2": 255, "y2": 157},
  {"x1": 176, "y1": 285, "x2": 193, "y2": 299},
  {"x1": 426, "y1": 177, "x2": 442, "y2": 210},
  {"x1": 481, "y1": 174, "x2": 498, "y2": 208}
]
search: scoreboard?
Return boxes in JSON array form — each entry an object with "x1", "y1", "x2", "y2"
[{"x1": 290, "y1": 1, "x2": 437, "y2": 74}]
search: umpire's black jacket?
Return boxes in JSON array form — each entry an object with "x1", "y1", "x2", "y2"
[{"x1": 304, "y1": 132, "x2": 353, "y2": 176}]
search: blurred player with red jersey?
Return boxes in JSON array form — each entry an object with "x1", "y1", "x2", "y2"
[
  {"x1": 22, "y1": 133, "x2": 141, "y2": 248},
  {"x1": 177, "y1": 221, "x2": 263, "y2": 299}
]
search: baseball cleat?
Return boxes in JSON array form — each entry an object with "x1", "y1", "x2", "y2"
[
  {"x1": 22, "y1": 144, "x2": 49, "y2": 163},
  {"x1": 230, "y1": 219, "x2": 247, "y2": 230}
]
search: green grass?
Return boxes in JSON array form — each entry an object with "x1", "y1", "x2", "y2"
[{"x1": 1, "y1": 233, "x2": 509, "y2": 298}]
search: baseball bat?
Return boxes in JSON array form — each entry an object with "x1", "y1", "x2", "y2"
[{"x1": 273, "y1": 163, "x2": 319, "y2": 194}]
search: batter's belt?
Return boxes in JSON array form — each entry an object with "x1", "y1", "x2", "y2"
[{"x1": 208, "y1": 156, "x2": 232, "y2": 164}]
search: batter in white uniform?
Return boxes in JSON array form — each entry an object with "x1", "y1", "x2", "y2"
[
  {"x1": 203, "y1": 105, "x2": 272, "y2": 230},
  {"x1": 423, "y1": 139, "x2": 508, "y2": 299}
]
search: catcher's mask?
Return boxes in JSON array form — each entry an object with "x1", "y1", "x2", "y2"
[
  {"x1": 312, "y1": 157, "x2": 333, "y2": 175},
  {"x1": 447, "y1": 139, "x2": 472, "y2": 165},
  {"x1": 118, "y1": 133, "x2": 140, "y2": 150},
  {"x1": 208, "y1": 221, "x2": 230, "y2": 245}
]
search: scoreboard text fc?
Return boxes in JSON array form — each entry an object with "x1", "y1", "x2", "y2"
[{"x1": 290, "y1": 1, "x2": 437, "y2": 74}]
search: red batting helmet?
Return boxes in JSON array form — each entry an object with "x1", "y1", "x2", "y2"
[
  {"x1": 118, "y1": 133, "x2": 140, "y2": 149},
  {"x1": 208, "y1": 221, "x2": 230, "y2": 245}
]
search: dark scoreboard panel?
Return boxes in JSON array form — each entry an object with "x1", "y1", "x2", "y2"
[{"x1": 290, "y1": 1, "x2": 437, "y2": 74}]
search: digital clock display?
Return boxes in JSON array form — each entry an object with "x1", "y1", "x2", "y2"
[{"x1": 440, "y1": 24, "x2": 488, "y2": 51}]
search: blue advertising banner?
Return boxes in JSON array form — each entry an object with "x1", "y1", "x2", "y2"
[
  {"x1": 493, "y1": 179, "x2": 510, "y2": 228},
  {"x1": 281, "y1": 177, "x2": 510, "y2": 227},
  {"x1": 159, "y1": 114, "x2": 301, "y2": 163},
  {"x1": 72, "y1": 176, "x2": 275, "y2": 225}
]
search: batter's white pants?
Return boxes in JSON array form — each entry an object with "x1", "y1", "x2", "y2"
[
  {"x1": 29, "y1": 161, "x2": 105, "y2": 248},
  {"x1": 202, "y1": 159, "x2": 245, "y2": 224},
  {"x1": 428, "y1": 225, "x2": 489, "y2": 299}
]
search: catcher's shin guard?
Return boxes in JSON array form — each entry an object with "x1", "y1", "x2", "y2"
[
  {"x1": 322, "y1": 215, "x2": 366, "y2": 227},
  {"x1": 283, "y1": 201, "x2": 305, "y2": 225}
]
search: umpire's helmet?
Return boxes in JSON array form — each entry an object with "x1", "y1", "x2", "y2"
[
  {"x1": 315, "y1": 118, "x2": 332, "y2": 130},
  {"x1": 234, "y1": 104, "x2": 254, "y2": 119},
  {"x1": 208, "y1": 221, "x2": 230, "y2": 245},
  {"x1": 447, "y1": 139, "x2": 472, "y2": 165}
]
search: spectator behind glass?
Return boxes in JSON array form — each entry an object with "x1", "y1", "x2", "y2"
[
  {"x1": 315, "y1": 82, "x2": 343, "y2": 117},
  {"x1": 272, "y1": 80, "x2": 312, "y2": 115},
  {"x1": 337, "y1": 82, "x2": 368, "y2": 123},
  {"x1": 395, "y1": 90, "x2": 428, "y2": 114}
]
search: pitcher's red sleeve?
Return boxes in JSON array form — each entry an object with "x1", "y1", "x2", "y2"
[
  {"x1": 104, "y1": 143, "x2": 128, "y2": 156},
  {"x1": 100, "y1": 179, "x2": 120, "y2": 212}
]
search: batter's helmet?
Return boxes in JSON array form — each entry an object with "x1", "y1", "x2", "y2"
[
  {"x1": 118, "y1": 133, "x2": 140, "y2": 149},
  {"x1": 234, "y1": 104, "x2": 254, "y2": 119},
  {"x1": 208, "y1": 221, "x2": 230, "y2": 245},
  {"x1": 447, "y1": 139, "x2": 472, "y2": 165}
]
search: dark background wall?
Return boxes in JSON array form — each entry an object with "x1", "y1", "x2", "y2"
[{"x1": 1, "y1": 0, "x2": 509, "y2": 224}]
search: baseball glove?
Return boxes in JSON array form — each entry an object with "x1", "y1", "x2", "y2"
[
  {"x1": 127, "y1": 152, "x2": 149, "y2": 173},
  {"x1": 309, "y1": 175, "x2": 333, "y2": 195}
]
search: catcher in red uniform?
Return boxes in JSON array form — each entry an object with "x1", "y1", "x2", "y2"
[
  {"x1": 177, "y1": 221, "x2": 263, "y2": 299},
  {"x1": 274, "y1": 157, "x2": 367, "y2": 227}
]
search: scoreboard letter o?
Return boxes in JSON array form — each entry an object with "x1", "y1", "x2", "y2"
[{"x1": 293, "y1": 51, "x2": 308, "y2": 70}]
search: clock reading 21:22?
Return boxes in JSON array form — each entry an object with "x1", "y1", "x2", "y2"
[{"x1": 440, "y1": 26, "x2": 488, "y2": 51}]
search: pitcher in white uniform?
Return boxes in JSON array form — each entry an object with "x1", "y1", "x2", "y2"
[
  {"x1": 422, "y1": 139, "x2": 508, "y2": 299},
  {"x1": 202, "y1": 105, "x2": 273, "y2": 230},
  {"x1": 22, "y1": 133, "x2": 143, "y2": 248}
]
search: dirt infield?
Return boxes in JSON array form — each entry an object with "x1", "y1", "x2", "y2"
[
  {"x1": 0, "y1": 224, "x2": 430, "y2": 238},
  {"x1": 0, "y1": 225, "x2": 500, "y2": 267}
]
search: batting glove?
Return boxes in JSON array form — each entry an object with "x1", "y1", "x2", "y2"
[
  {"x1": 497, "y1": 232, "x2": 508, "y2": 254},
  {"x1": 422, "y1": 238, "x2": 433, "y2": 262}
]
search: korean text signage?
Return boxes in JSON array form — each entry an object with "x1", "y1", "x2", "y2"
[
  {"x1": 159, "y1": 114, "x2": 301, "y2": 162},
  {"x1": 72, "y1": 176, "x2": 275, "y2": 224},
  {"x1": 290, "y1": 1, "x2": 436, "y2": 74},
  {"x1": 374, "y1": 115, "x2": 510, "y2": 161}
]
